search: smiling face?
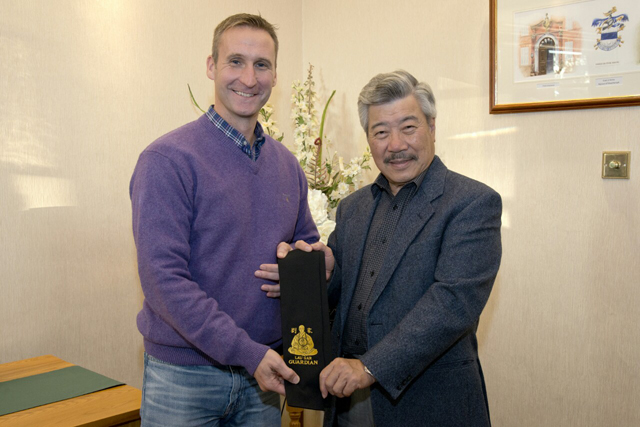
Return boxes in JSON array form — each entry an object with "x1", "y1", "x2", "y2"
[
  {"x1": 207, "y1": 26, "x2": 277, "y2": 136},
  {"x1": 367, "y1": 95, "x2": 436, "y2": 195}
]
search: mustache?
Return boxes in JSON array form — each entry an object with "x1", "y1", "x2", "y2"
[{"x1": 384, "y1": 153, "x2": 417, "y2": 164}]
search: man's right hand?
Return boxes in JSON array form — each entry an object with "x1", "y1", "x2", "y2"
[
  {"x1": 256, "y1": 241, "x2": 335, "y2": 298},
  {"x1": 253, "y1": 349, "x2": 300, "y2": 395}
]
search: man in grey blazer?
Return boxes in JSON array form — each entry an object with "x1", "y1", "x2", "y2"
[{"x1": 259, "y1": 70, "x2": 501, "y2": 426}]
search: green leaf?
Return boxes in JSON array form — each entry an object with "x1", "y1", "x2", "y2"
[{"x1": 188, "y1": 84, "x2": 206, "y2": 114}]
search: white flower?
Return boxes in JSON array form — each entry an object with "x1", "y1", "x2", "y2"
[
  {"x1": 303, "y1": 150, "x2": 315, "y2": 164},
  {"x1": 300, "y1": 112, "x2": 312, "y2": 123},
  {"x1": 307, "y1": 188, "x2": 337, "y2": 243},
  {"x1": 263, "y1": 119, "x2": 275, "y2": 128},
  {"x1": 337, "y1": 182, "x2": 350, "y2": 196},
  {"x1": 296, "y1": 101, "x2": 308, "y2": 112},
  {"x1": 317, "y1": 220, "x2": 336, "y2": 244},
  {"x1": 307, "y1": 189, "x2": 329, "y2": 225},
  {"x1": 343, "y1": 163, "x2": 361, "y2": 178}
]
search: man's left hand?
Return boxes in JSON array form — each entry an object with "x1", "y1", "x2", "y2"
[
  {"x1": 254, "y1": 349, "x2": 300, "y2": 395},
  {"x1": 319, "y1": 357, "x2": 376, "y2": 398},
  {"x1": 255, "y1": 242, "x2": 293, "y2": 298}
]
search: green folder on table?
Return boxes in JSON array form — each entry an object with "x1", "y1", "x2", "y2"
[{"x1": 0, "y1": 365, "x2": 123, "y2": 416}]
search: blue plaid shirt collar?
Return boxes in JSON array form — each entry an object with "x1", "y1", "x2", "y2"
[{"x1": 205, "y1": 105, "x2": 266, "y2": 161}]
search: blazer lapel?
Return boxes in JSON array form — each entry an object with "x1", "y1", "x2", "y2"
[{"x1": 368, "y1": 157, "x2": 447, "y2": 307}]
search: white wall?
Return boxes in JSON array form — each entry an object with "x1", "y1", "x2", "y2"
[
  {"x1": 302, "y1": 1, "x2": 640, "y2": 426},
  {"x1": 2, "y1": 1, "x2": 639, "y2": 426},
  {"x1": 0, "y1": 0, "x2": 302, "y2": 387}
]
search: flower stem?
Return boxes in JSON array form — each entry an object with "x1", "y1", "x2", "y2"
[
  {"x1": 188, "y1": 84, "x2": 206, "y2": 113},
  {"x1": 317, "y1": 90, "x2": 336, "y2": 169}
]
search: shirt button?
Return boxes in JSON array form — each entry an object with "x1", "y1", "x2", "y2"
[
  {"x1": 358, "y1": 303, "x2": 362, "y2": 310},
  {"x1": 393, "y1": 205, "x2": 398, "y2": 210},
  {"x1": 370, "y1": 271, "x2": 375, "y2": 277},
  {"x1": 382, "y1": 237, "x2": 387, "y2": 244}
]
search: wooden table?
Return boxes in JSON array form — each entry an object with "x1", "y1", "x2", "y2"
[{"x1": 0, "y1": 355, "x2": 141, "y2": 426}]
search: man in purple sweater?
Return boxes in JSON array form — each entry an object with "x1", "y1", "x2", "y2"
[{"x1": 130, "y1": 13, "x2": 319, "y2": 426}]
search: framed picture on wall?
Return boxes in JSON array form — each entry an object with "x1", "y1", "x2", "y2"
[{"x1": 490, "y1": 0, "x2": 640, "y2": 113}]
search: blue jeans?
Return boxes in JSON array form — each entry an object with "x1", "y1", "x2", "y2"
[{"x1": 141, "y1": 353, "x2": 280, "y2": 426}]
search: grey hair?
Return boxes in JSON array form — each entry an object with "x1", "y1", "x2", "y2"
[{"x1": 357, "y1": 70, "x2": 437, "y2": 134}]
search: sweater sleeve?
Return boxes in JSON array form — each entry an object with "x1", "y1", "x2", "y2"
[
  {"x1": 291, "y1": 163, "x2": 320, "y2": 244},
  {"x1": 130, "y1": 150, "x2": 269, "y2": 374}
]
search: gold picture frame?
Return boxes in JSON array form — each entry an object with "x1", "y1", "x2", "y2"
[{"x1": 490, "y1": 0, "x2": 640, "y2": 113}]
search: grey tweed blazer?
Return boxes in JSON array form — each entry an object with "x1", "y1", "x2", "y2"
[{"x1": 325, "y1": 156, "x2": 502, "y2": 427}]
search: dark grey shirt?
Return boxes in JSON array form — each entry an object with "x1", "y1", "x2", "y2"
[{"x1": 341, "y1": 168, "x2": 428, "y2": 356}]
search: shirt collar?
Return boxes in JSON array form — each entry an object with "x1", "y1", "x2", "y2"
[
  {"x1": 205, "y1": 105, "x2": 266, "y2": 159},
  {"x1": 371, "y1": 166, "x2": 430, "y2": 198}
]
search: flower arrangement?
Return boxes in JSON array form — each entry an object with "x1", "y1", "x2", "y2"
[
  {"x1": 261, "y1": 64, "x2": 371, "y2": 242},
  {"x1": 288, "y1": 65, "x2": 371, "y2": 211}
]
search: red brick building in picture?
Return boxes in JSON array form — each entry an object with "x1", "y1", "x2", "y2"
[{"x1": 518, "y1": 13, "x2": 582, "y2": 78}]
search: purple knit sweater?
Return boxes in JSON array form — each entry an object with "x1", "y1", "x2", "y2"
[{"x1": 130, "y1": 114, "x2": 319, "y2": 374}]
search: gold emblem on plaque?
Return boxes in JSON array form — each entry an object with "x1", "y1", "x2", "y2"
[{"x1": 288, "y1": 325, "x2": 318, "y2": 356}]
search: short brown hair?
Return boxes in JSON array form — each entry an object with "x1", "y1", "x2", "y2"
[{"x1": 212, "y1": 13, "x2": 279, "y2": 65}]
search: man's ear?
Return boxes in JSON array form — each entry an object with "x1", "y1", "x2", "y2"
[
  {"x1": 206, "y1": 55, "x2": 216, "y2": 81},
  {"x1": 272, "y1": 70, "x2": 277, "y2": 87},
  {"x1": 429, "y1": 118, "x2": 436, "y2": 133}
]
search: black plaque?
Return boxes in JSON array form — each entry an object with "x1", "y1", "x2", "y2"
[{"x1": 278, "y1": 250, "x2": 332, "y2": 410}]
